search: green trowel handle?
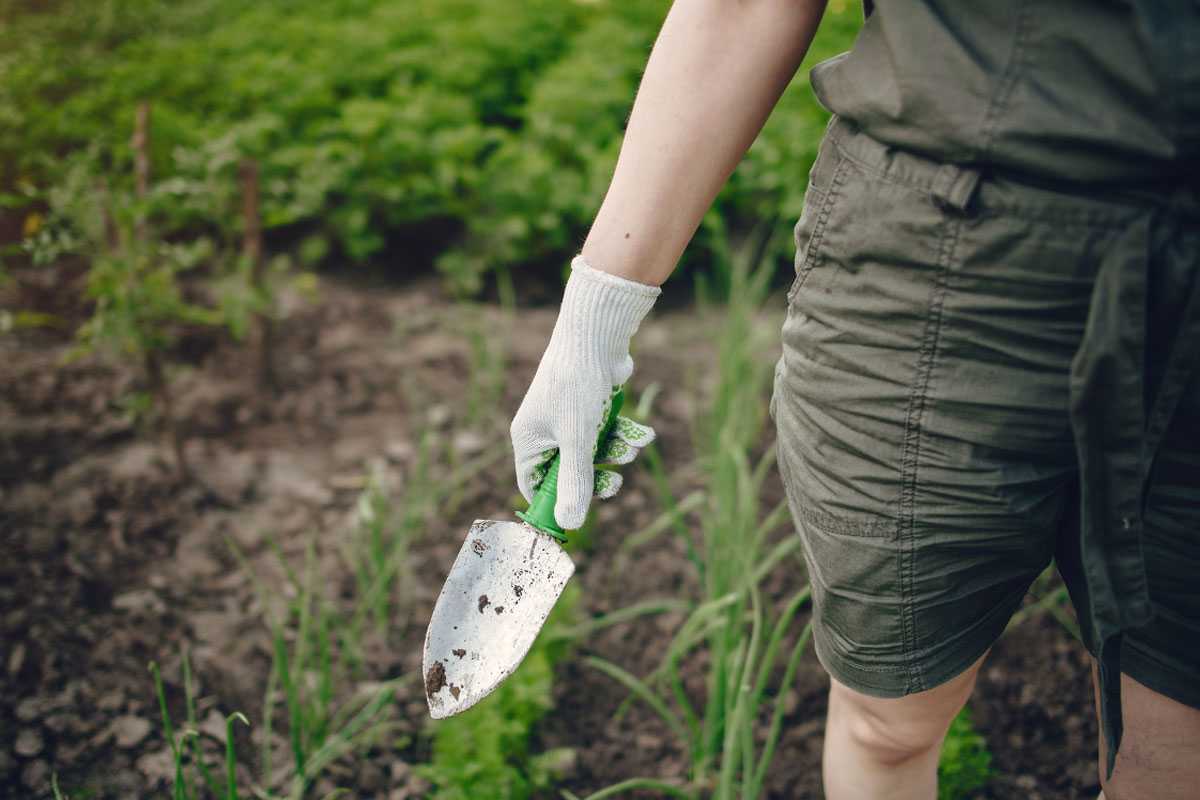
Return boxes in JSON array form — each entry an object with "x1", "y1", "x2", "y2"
[{"x1": 516, "y1": 386, "x2": 624, "y2": 541}]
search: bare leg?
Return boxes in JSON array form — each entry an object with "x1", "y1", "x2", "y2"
[
  {"x1": 823, "y1": 650, "x2": 989, "y2": 800},
  {"x1": 1092, "y1": 661, "x2": 1200, "y2": 800}
]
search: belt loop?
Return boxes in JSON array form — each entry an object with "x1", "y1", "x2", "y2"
[{"x1": 931, "y1": 162, "x2": 983, "y2": 213}]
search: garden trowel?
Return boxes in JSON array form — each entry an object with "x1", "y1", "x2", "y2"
[{"x1": 423, "y1": 387, "x2": 626, "y2": 718}]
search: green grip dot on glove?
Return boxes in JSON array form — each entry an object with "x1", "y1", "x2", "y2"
[{"x1": 525, "y1": 412, "x2": 656, "y2": 501}]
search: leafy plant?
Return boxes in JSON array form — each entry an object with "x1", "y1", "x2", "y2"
[
  {"x1": 434, "y1": 1, "x2": 669, "y2": 295},
  {"x1": 4, "y1": 0, "x2": 861, "y2": 297},
  {"x1": 937, "y1": 706, "x2": 993, "y2": 800},
  {"x1": 67, "y1": 170, "x2": 219, "y2": 475}
]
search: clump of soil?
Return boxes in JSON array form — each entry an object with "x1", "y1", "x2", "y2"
[{"x1": 424, "y1": 661, "x2": 447, "y2": 698}]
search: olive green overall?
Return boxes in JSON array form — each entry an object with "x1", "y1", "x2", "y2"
[{"x1": 770, "y1": 0, "x2": 1200, "y2": 777}]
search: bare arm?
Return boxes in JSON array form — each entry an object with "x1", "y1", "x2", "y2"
[{"x1": 581, "y1": 0, "x2": 828, "y2": 286}]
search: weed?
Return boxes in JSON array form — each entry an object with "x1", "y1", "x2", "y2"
[
  {"x1": 938, "y1": 706, "x2": 993, "y2": 800},
  {"x1": 149, "y1": 653, "x2": 246, "y2": 800},
  {"x1": 129, "y1": 456, "x2": 436, "y2": 799},
  {"x1": 235, "y1": 532, "x2": 407, "y2": 799},
  {"x1": 342, "y1": 459, "x2": 418, "y2": 657}
]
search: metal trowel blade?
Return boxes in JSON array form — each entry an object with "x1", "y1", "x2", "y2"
[{"x1": 423, "y1": 518, "x2": 574, "y2": 718}]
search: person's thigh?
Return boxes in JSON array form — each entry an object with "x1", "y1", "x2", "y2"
[
  {"x1": 1092, "y1": 665, "x2": 1200, "y2": 800},
  {"x1": 771, "y1": 117, "x2": 1147, "y2": 699}
]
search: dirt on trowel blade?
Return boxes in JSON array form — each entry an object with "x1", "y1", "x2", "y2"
[
  {"x1": 424, "y1": 660, "x2": 447, "y2": 698},
  {"x1": 423, "y1": 517, "x2": 577, "y2": 718}
]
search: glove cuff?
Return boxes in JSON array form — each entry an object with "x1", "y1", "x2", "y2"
[
  {"x1": 562, "y1": 254, "x2": 661, "y2": 352},
  {"x1": 569, "y1": 253, "x2": 662, "y2": 298}
]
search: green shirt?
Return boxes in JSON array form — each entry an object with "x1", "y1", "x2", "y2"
[{"x1": 812, "y1": 0, "x2": 1200, "y2": 186}]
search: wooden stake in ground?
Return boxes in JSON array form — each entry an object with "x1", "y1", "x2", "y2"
[
  {"x1": 131, "y1": 102, "x2": 151, "y2": 243},
  {"x1": 239, "y1": 157, "x2": 277, "y2": 392}
]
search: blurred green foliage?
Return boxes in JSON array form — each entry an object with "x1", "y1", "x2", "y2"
[
  {"x1": 1, "y1": 0, "x2": 860, "y2": 295},
  {"x1": 938, "y1": 706, "x2": 993, "y2": 799}
]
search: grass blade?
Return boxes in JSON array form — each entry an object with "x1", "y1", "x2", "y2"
[
  {"x1": 584, "y1": 656, "x2": 690, "y2": 750},
  {"x1": 225, "y1": 712, "x2": 250, "y2": 799}
]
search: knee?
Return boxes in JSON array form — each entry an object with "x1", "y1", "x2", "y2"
[
  {"x1": 840, "y1": 703, "x2": 949, "y2": 765},
  {"x1": 831, "y1": 674, "x2": 978, "y2": 766}
]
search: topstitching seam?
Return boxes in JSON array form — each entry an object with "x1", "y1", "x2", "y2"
[
  {"x1": 788, "y1": 153, "x2": 850, "y2": 305},
  {"x1": 897, "y1": 211, "x2": 966, "y2": 694}
]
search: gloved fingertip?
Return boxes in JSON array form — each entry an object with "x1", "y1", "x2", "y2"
[
  {"x1": 554, "y1": 500, "x2": 587, "y2": 531},
  {"x1": 594, "y1": 469, "x2": 623, "y2": 500}
]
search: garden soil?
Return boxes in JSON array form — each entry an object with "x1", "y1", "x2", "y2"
[{"x1": 1, "y1": 269, "x2": 1101, "y2": 799}]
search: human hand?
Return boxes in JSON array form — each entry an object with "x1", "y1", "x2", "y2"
[{"x1": 509, "y1": 254, "x2": 661, "y2": 529}]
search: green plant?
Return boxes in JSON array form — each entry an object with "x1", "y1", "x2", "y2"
[
  {"x1": 25, "y1": 105, "x2": 301, "y2": 471},
  {"x1": 225, "y1": 531, "x2": 408, "y2": 800},
  {"x1": 2, "y1": 0, "x2": 594, "y2": 271},
  {"x1": 67, "y1": 172, "x2": 220, "y2": 476},
  {"x1": 4, "y1": 0, "x2": 860, "y2": 298},
  {"x1": 341, "y1": 458, "x2": 420, "y2": 663},
  {"x1": 1007, "y1": 565, "x2": 1080, "y2": 639},
  {"x1": 149, "y1": 653, "x2": 250, "y2": 800},
  {"x1": 937, "y1": 706, "x2": 993, "y2": 800},
  {"x1": 210, "y1": 442, "x2": 506, "y2": 798},
  {"x1": 458, "y1": 301, "x2": 510, "y2": 428},
  {"x1": 434, "y1": 1, "x2": 669, "y2": 295}
]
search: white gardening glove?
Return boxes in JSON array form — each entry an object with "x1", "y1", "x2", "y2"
[{"x1": 510, "y1": 253, "x2": 661, "y2": 529}]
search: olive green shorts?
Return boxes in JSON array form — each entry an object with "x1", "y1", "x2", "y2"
[{"x1": 770, "y1": 115, "x2": 1200, "y2": 706}]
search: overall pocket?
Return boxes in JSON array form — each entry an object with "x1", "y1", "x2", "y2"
[{"x1": 787, "y1": 127, "x2": 848, "y2": 305}]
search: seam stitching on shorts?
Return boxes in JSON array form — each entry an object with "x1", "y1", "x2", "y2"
[
  {"x1": 787, "y1": 154, "x2": 849, "y2": 305},
  {"x1": 897, "y1": 211, "x2": 965, "y2": 695},
  {"x1": 973, "y1": 203, "x2": 1140, "y2": 228},
  {"x1": 827, "y1": 122, "x2": 979, "y2": 212},
  {"x1": 976, "y1": 0, "x2": 1034, "y2": 161},
  {"x1": 813, "y1": 623, "x2": 912, "y2": 681},
  {"x1": 792, "y1": 498, "x2": 896, "y2": 538},
  {"x1": 832, "y1": 133, "x2": 1145, "y2": 229},
  {"x1": 827, "y1": 137, "x2": 945, "y2": 201}
]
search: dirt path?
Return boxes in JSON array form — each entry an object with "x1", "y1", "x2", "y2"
[{"x1": 1, "y1": 274, "x2": 1099, "y2": 798}]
